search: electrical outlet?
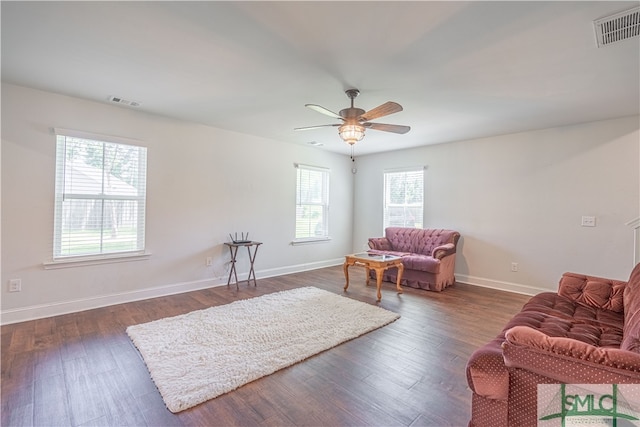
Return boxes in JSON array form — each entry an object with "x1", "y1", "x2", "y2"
[
  {"x1": 206, "y1": 257, "x2": 213, "y2": 266},
  {"x1": 581, "y1": 216, "x2": 596, "y2": 227},
  {"x1": 511, "y1": 262, "x2": 518, "y2": 272},
  {"x1": 9, "y1": 279, "x2": 21, "y2": 292}
]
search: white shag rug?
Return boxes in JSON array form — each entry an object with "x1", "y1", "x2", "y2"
[{"x1": 126, "y1": 286, "x2": 400, "y2": 413}]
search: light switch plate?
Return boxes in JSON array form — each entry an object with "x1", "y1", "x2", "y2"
[{"x1": 9, "y1": 279, "x2": 21, "y2": 292}]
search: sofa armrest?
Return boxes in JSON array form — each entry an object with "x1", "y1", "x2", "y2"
[
  {"x1": 368, "y1": 237, "x2": 392, "y2": 251},
  {"x1": 467, "y1": 338, "x2": 510, "y2": 401},
  {"x1": 503, "y1": 326, "x2": 640, "y2": 383},
  {"x1": 557, "y1": 272, "x2": 626, "y2": 313},
  {"x1": 432, "y1": 243, "x2": 456, "y2": 260}
]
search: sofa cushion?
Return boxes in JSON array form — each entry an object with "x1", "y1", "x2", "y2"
[
  {"x1": 504, "y1": 295, "x2": 624, "y2": 348},
  {"x1": 412, "y1": 229, "x2": 459, "y2": 256},
  {"x1": 621, "y1": 263, "x2": 640, "y2": 353},
  {"x1": 384, "y1": 227, "x2": 419, "y2": 253},
  {"x1": 520, "y1": 292, "x2": 624, "y2": 329},
  {"x1": 367, "y1": 251, "x2": 441, "y2": 274},
  {"x1": 400, "y1": 254, "x2": 440, "y2": 273},
  {"x1": 558, "y1": 272, "x2": 625, "y2": 313}
]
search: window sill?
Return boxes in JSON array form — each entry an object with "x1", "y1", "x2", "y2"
[
  {"x1": 290, "y1": 237, "x2": 332, "y2": 246},
  {"x1": 43, "y1": 251, "x2": 151, "y2": 270}
]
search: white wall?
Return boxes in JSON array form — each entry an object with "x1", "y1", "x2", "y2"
[
  {"x1": 3, "y1": 83, "x2": 638, "y2": 324},
  {"x1": 353, "y1": 116, "x2": 640, "y2": 294},
  {"x1": 1, "y1": 83, "x2": 354, "y2": 323}
]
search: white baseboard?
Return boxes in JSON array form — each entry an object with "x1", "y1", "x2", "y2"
[
  {"x1": 456, "y1": 273, "x2": 547, "y2": 296},
  {"x1": 0, "y1": 277, "x2": 225, "y2": 325},
  {"x1": 254, "y1": 258, "x2": 343, "y2": 279},
  {"x1": 0, "y1": 258, "x2": 344, "y2": 325},
  {"x1": 2, "y1": 261, "x2": 545, "y2": 325}
]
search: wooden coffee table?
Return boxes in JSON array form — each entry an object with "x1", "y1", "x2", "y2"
[{"x1": 343, "y1": 252, "x2": 404, "y2": 302}]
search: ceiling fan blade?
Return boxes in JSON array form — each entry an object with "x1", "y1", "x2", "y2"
[
  {"x1": 364, "y1": 122, "x2": 411, "y2": 134},
  {"x1": 359, "y1": 101, "x2": 403, "y2": 122},
  {"x1": 305, "y1": 104, "x2": 343, "y2": 120},
  {"x1": 294, "y1": 124, "x2": 341, "y2": 131}
]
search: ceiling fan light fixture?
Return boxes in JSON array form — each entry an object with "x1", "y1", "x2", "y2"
[
  {"x1": 338, "y1": 124, "x2": 365, "y2": 145},
  {"x1": 296, "y1": 88, "x2": 408, "y2": 148}
]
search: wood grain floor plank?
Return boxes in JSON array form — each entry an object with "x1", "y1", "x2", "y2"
[
  {"x1": 136, "y1": 391, "x2": 183, "y2": 427},
  {"x1": 111, "y1": 342, "x2": 159, "y2": 399},
  {"x1": 65, "y1": 370, "x2": 106, "y2": 426},
  {"x1": 33, "y1": 373, "x2": 71, "y2": 426},
  {"x1": 92, "y1": 368, "x2": 148, "y2": 426},
  {"x1": 2, "y1": 401, "x2": 34, "y2": 427},
  {"x1": 1, "y1": 381, "x2": 33, "y2": 427}
]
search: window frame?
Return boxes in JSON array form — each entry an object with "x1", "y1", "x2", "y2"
[
  {"x1": 50, "y1": 128, "x2": 148, "y2": 265},
  {"x1": 383, "y1": 166, "x2": 425, "y2": 232},
  {"x1": 292, "y1": 163, "x2": 331, "y2": 244}
]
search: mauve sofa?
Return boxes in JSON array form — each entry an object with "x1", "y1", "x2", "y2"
[
  {"x1": 466, "y1": 262, "x2": 640, "y2": 426},
  {"x1": 367, "y1": 227, "x2": 460, "y2": 291}
]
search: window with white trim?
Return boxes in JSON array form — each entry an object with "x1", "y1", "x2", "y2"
[
  {"x1": 294, "y1": 163, "x2": 330, "y2": 241},
  {"x1": 383, "y1": 167, "x2": 424, "y2": 231},
  {"x1": 53, "y1": 130, "x2": 147, "y2": 259}
]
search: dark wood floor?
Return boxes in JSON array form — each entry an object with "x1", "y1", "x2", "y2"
[{"x1": 1, "y1": 265, "x2": 531, "y2": 427}]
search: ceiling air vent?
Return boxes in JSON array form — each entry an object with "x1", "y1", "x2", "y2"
[
  {"x1": 108, "y1": 96, "x2": 141, "y2": 107},
  {"x1": 593, "y1": 6, "x2": 640, "y2": 48}
]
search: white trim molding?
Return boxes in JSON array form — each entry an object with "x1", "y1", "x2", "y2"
[
  {"x1": 1, "y1": 277, "x2": 221, "y2": 325},
  {"x1": 456, "y1": 274, "x2": 547, "y2": 296},
  {"x1": 290, "y1": 237, "x2": 332, "y2": 245},
  {"x1": 626, "y1": 217, "x2": 640, "y2": 266},
  {"x1": 1, "y1": 258, "x2": 343, "y2": 325},
  {"x1": 43, "y1": 252, "x2": 151, "y2": 269}
]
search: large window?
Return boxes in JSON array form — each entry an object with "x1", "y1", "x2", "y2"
[
  {"x1": 53, "y1": 130, "x2": 147, "y2": 259},
  {"x1": 383, "y1": 167, "x2": 424, "y2": 230},
  {"x1": 294, "y1": 163, "x2": 330, "y2": 241}
]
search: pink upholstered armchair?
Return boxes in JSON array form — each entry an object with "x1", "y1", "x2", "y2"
[{"x1": 368, "y1": 227, "x2": 460, "y2": 291}]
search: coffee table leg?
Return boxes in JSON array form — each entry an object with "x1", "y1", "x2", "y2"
[
  {"x1": 395, "y1": 262, "x2": 404, "y2": 294},
  {"x1": 343, "y1": 260, "x2": 350, "y2": 292},
  {"x1": 374, "y1": 267, "x2": 384, "y2": 302},
  {"x1": 365, "y1": 266, "x2": 371, "y2": 286}
]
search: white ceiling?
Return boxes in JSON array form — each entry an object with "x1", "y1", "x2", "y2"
[{"x1": 2, "y1": 1, "x2": 639, "y2": 156}]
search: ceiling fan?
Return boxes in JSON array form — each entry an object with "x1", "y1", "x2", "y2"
[{"x1": 295, "y1": 89, "x2": 410, "y2": 145}]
